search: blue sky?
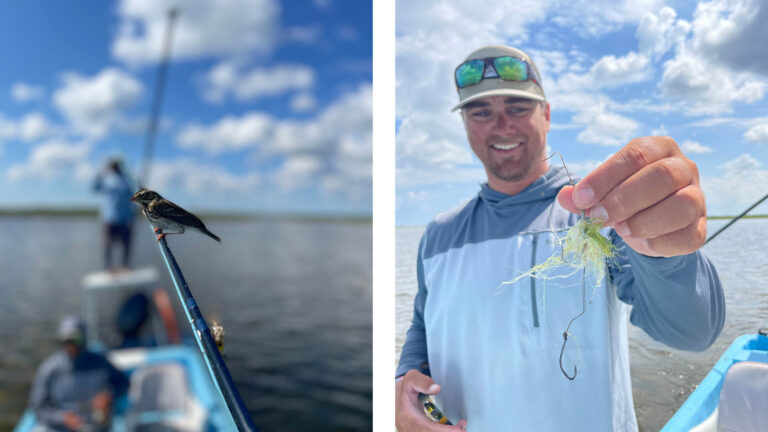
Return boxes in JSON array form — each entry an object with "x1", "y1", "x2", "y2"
[
  {"x1": 0, "y1": 0, "x2": 372, "y2": 215},
  {"x1": 396, "y1": 0, "x2": 768, "y2": 225}
]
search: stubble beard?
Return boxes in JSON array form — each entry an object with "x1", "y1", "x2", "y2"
[{"x1": 485, "y1": 141, "x2": 532, "y2": 183}]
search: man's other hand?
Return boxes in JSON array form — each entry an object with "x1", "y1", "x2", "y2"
[
  {"x1": 558, "y1": 136, "x2": 706, "y2": 257},
  {"x1": 395, "y1": 369, "x2": 467, "y2": 431},
  {"x1": 63, "y1": 411, "x2": 84, "y2": 431}
]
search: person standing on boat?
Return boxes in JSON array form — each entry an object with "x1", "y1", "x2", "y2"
[
  {"x1": 395, "y1": 45, "x2": 725, "y2": 431},
  {"x1": 28, "y1": 316, "x2": 129, "y2": 432},
  {"x1": 93, "y1": 157, "x2": 135, "y2": 271}
]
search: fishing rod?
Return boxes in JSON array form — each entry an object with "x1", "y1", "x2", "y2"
[
  {"x1": 153, "y1": 227, "x2": 259, "y2": 432},
  {"x1": 704, "y1": 192, "x2": 768, "y2": 246},
  {"x1": 139, "y1": 8, "x2": 179, "y2": 186}
]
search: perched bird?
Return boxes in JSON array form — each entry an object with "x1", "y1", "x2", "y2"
[{"x1": 131, "y1": 189, "x2": 221, "y2": 242}]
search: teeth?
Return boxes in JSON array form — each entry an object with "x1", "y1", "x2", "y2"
[{"x1": 492, "y1": 142, "x2": 521, "y2": 150}]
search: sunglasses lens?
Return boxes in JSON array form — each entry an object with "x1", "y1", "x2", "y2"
[
  {"x1": 455, "y1": 59, "x2": 485, "y2": 88},
  {"x1": 493, "y1": 56, "x2": 528, "y2": 81}
]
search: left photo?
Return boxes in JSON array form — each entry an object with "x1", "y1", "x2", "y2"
[{"x1": 0, "y1": 1, "x2": 372, "y2": 431}]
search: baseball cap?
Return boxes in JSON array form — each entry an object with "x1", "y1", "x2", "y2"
[
  {"x1": 452, "y1": 45, "x2": 546, "y2": 111},
  {"x1": 57, "y1": 315, "x2": 86, "y2": 345}
]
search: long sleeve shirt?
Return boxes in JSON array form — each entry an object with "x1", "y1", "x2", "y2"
[
  {"x1": 396, "y1": 166, "x2": 725, "y2": 431},
  {"x1": 93, "y1": 172, "x2": 134, "y2": 225},
  {"x1": 29, "y1": 349, "x2": 129, "y2": 432}
]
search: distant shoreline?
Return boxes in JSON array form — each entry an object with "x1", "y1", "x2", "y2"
[{"x1": 0, "y1": 207, "x2": 372, "y2": 224}]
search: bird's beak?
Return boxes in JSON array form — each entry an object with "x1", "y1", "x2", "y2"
[{"x1": 130, "y1": 196, "x2": 136, "y2": 202}]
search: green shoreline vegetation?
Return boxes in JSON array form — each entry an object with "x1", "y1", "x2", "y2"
[{"x1": 0, "y1": 207, "x2": 372, "y2": 224}]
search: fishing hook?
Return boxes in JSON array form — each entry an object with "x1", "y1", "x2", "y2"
[
  {"x1": 559, "y1": 262, "x2": 587, "y2": 380},
  {"x1": 542, "y1": 151, "x2": 590, "y2": 380}
]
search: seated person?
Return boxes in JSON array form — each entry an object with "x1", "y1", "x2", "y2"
[{"x1": 28, "y1": 316, "x2": 129, "y2": 432}]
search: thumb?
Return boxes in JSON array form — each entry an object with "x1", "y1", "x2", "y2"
[
  {"x1": 403, "y1": 370, "x2": 441, "y2": 395},
  {"x1": 557, "y1": 185, "x2": 580, "y2": 215}
]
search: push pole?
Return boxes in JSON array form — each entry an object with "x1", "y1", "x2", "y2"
[
  {"x1": 705, "y1": 192, "x2": 768, "y2": 245},
  {"x1": 139, "y1": 8, "x2": 179, "y2": 186},
  {"x1": 153, "y1": 228, "x2": 258, "y2": 432}
]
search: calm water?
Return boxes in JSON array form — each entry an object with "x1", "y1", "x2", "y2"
[
  {"x1": 395, "y1": 219, "x2": 768, "y2": 432},
  {"x1": 0, "y1": 216, "x2": 372, "y2": 432}
]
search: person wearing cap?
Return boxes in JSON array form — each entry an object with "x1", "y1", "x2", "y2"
[
  {"x1": 28, "y1": 316, "x2": 129, "y2": 432},
  {"x1": 395, "y1": 45, "x2": 724, "y2": 431},
  {"x1": 93, "y1": 157, "x2": 135, "y2": 272}
]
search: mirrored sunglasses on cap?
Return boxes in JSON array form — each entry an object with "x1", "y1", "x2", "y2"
[{"x1": 454, "y1": 56, "x2": 542, "y2": 89}]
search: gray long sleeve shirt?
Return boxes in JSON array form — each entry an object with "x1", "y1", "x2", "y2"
[
  {"x1": 396, "y1": 166, "x2": 725, "y2": 431},
  {"x1": 29, "y1": 349, "x2": 129, "y2": 432}
]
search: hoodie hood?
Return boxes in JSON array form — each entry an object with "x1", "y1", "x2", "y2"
[{"x1": 480, "y1": 166, "x2": 573, "y2": 209}]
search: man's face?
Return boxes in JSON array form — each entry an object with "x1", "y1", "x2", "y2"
[
  {"x1": 462, "y1": 95, "x2": 550, "y2": 193},
  {"x1": 63, "y1": 340, "x2": 83, "y2": 358}
]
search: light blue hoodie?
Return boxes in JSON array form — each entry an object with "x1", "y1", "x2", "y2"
[{"x1": 397, "y1": 166, "x2": 724, "y2": 431}]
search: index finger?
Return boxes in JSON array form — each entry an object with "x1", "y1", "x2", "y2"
[{"x1": 572, "y1": 136, "x2": 678, "y2": 209}]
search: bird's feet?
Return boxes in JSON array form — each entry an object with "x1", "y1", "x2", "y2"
[
  {"x1": 156, "y1": 233, "x2": 166, "y2": 241},
  {"x1": 153, "y1": 227, "x2": 161, "y2": 233}
]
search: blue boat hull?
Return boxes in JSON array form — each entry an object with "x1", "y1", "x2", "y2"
[
  {"x1": 13, "y1": 344, "x2": 238, "y2": 432},
  {"x1": 661, "y1": 333, "x2": 768, "y2": 431}
]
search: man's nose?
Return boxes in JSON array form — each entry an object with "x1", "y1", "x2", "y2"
[{"x1": 493, "y1": 113, "x2": 514, "y2": 133}]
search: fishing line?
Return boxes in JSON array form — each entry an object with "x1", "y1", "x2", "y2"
[{"x1": 498, "y1": 152, "x2": 618, "y2": 380}]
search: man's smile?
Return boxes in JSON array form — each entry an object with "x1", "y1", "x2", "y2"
[{"x1": 491, "y1": 142, "x2": 522, "y2": 150}]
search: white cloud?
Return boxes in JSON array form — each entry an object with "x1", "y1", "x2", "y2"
[
  {"x1": 656, "y1": 0, "x2": 768, "y2": 116},
  {"x1": 651, "y1": 124, "x2": 669, "y2": 136},
  {"x1": 660, "y1": 47, "x2": 766, "y2": 115},
  {"x1": 201, "y1": 61, "x2": 315, "y2": 103},
  {"x1": 112, "y1": 0, "x2": 279, "y2": 66},
  {"x1": 19, "y1": 113, "x2": 52, "y2": 141},
  {"x1": 177, "y1": 112, "x2": 274, "y2": 154},
  {"x1": 53, "y1": 68, "x2": 144, "y2": 138},
  {"x1": 146, "y1": 158, "x2": 260, "y2": 194},
  {"x1": 269, "y1": 85, "x2": 372, "y2": 196},
  {"x1": 176, "y1": 85, "x2": 372, "y2": 197},
  {"x1": 396, "y1": 112, "x2": 473, "y2": 171},
  {"x1": 11, "y1": 83, "x2": 45, "y2": 102},
  {"x1": 637, "y1": 7, "x2": 691, "y2": 58},
  {"x1": 559, "y1": 159, "x2": 606, "y2": 180},
  {"x1": 7, "y1": 140, "x2": 93, "y2": 182},
  {"x1": 285, "y1": 26, "x2": 322, "y2": 44},
  {"x1": 680, "y1": 139, "x2": 714, "y2": 154},
  {"x1": 313, "y1": 0, "x2": 331, "y2": 8},
  {"x1": 268, "y1": 84, "x2": 371, "y2": 155},
  {"x1": 272, "y1": 155, "x2": 324, "y2": 190},
  {"x1": 548, "y1": 0, "x2": 666, "y2": 37},
  {"x1": 0, "y1": 112, "x2": 54, "y2": 143},
  {"x1": 588, "y1": 51, "x2": 651, "y2": 88},
  {"x1": 744, "y1": 124, "x2": 768, "y2": 144},
  {"x1": 573, "y1": 104, "x2": 639, "y2": 146},
  {"x1": 702, "y1": 153, "x2": 768, "y2": 215},
  {"x1": 690, "y1": 0, "x2": 768, "y2": 77},
  {"x1": 290, "y1": 93, "x2": 317, "y2": 112}
]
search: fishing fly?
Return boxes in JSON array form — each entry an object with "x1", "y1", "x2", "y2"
[{"x1": 498, "y1": 152, "x2": 619, "y2": 380}]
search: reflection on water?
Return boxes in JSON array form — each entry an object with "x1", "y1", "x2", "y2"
[
  {"x1": 396, "y1": 219, "x2": 768, "y2": 432},
  {"x1": 0, "y1": 216, "x2": 372, "y2": 432}
]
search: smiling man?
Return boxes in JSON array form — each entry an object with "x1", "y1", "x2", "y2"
[{"x1": 395, "y1": 45, "x2": 725, "y2": 431}]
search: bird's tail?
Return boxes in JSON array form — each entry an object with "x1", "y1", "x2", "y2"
[{"x1": 200, "y1": 227, "x2": 221, "y2": 242}]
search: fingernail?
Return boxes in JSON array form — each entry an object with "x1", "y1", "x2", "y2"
[
  {"x1": 614, "y1": 221, "x2": 631, "y2": 237},
  {"x1": 426, "y1": 383, "x2": 439, "y2": 394},
  {"x1": 574, "y1": 187, "x2": 594, "y2": 208},
  {"x1": 589, "y1": 205, "x2": 609, "y2": 221}
]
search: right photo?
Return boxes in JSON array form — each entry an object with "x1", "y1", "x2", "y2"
[{"x1": 394, "y1": 1, "x2": 768, "y2": 431}]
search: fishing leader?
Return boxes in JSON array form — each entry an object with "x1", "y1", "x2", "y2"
[{"x1": 395, "y1": 45, "x2": 725, "y2": 431}]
